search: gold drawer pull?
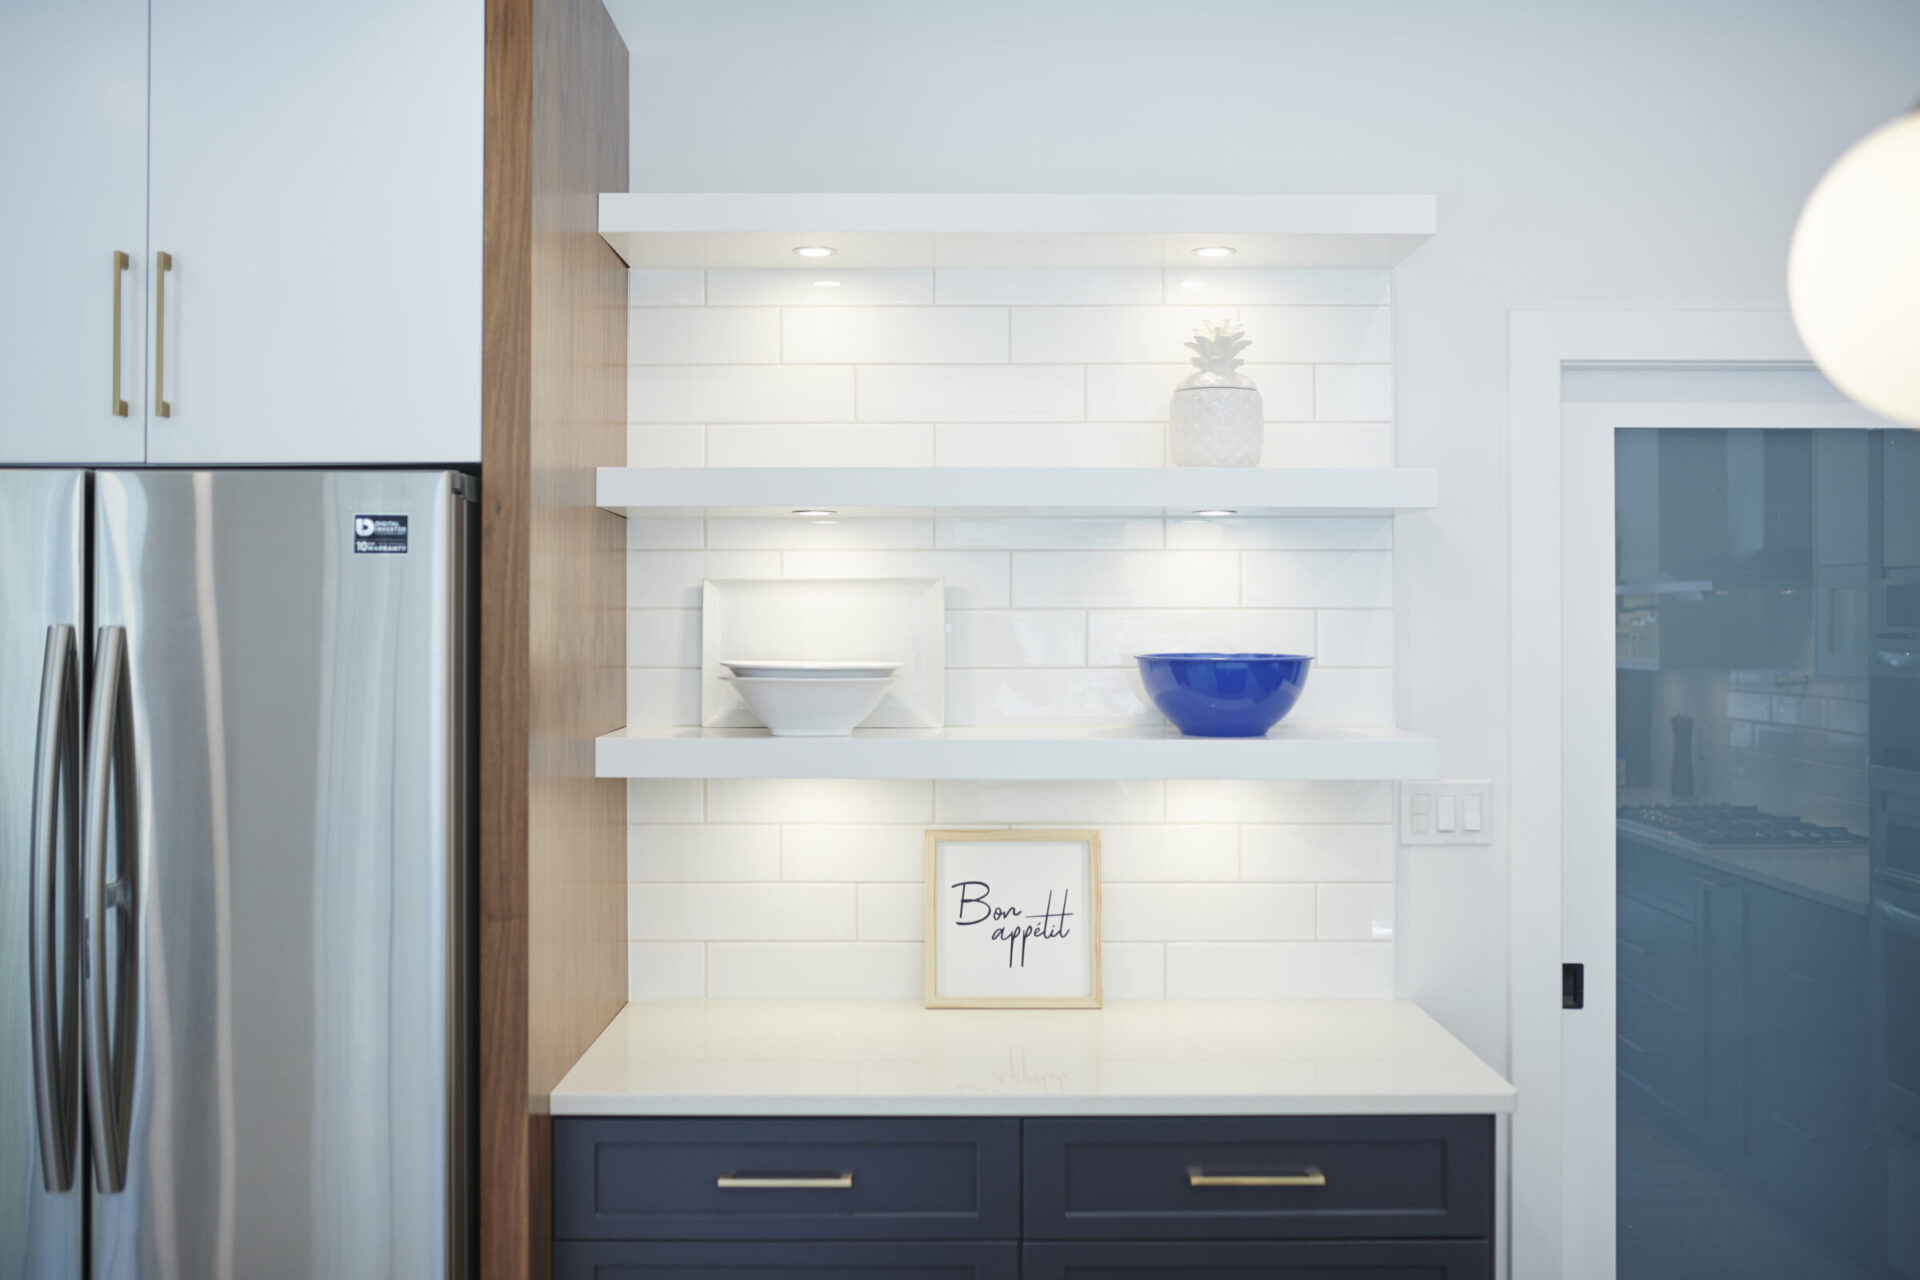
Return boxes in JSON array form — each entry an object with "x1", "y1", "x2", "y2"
[
  {"x1": 153, "y1": 251, "x2": 172, "y2": 418},
  {"x1": 1189, "y1": 1169, "x2": 1327, "y2": 1188},
  {"x1": 716, "y1": 1172, "x2": 854, "y2": 1190},
  {"x1": 110, "y1": 251, "x2": 129, "y2": 416}
]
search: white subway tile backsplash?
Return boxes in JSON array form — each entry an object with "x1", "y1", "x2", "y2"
[
  {"x1": 708, "y1": 269, "x2": 933, "y2": 306},
  {"x1": 945, "y1": 610, "x2": 1087, "y2": 668},
  {"x1": 1241, "y1": 550, "x2": 1394, "y2": 608},
  {"x1": 631, "y1": 366, "x2": 855, "y2": 423},
  {"x1": 625, "y1": 518, "x2": 705, "y2": 551},
  {"x1": 708, "y1": 779, "x2": 934, "y2": 825},
  {"x1": 628, "y1": 943, "x2": 705, "y2": 999},
  {"x1": 1317, "y1": 884, "x2": 1395, "y2": 941},
  {"x1": 621, "y1": 267, "x2": 1407, "y2": 1003},
  {"x1": 1164, "y1": 517, "x2": 1392, "y2": 551},
  {"x1": 627, "y1": 423, "x2": 705, "y2": 466},
  {"x1": 1314, "y1": 365, "x2": 1393, "y2": 421},
  {"x1": 629, "y1": 883, "x2": 856, "y2": 941},
  {"x1": 1239, "y1": 307, "x2": 1392, "y2": 364},
  {"x1": 629, "y1": 308, "x2": 781, "y2": 364},
  {"x1": 1085, "y1": 609, "x2": 1317, "y2": 667},
  {"x1": 705, "y1": 423, "x2": 936, "y2": 467},
  {"x1": 1288, "y1": 668, "x2": 1395, "y2": 726},
  {"x1": 781, "y1": 825, "x2": 927, "y2": 882},
  {"x1": 1244, "y1": 366, "x2": 1322, "y2": 421},
  {"x1": 628, "y1": 550, "x2": 782, "y2": 609},
  {"x1": 630, "y1": 269, "x2": 705, "y2": 306},
  {"x1": 628, "y1": 779, "x2": 704, "y2": 824},
  {"x1": 628, "y1": 825, "x2": 782, "y2": 882},
  {"x1": 857, "y1": 883, "x2": 924, "y2": 940},
  {"x1": 1097, "y1": 826, "x2": 1240, "y2": 882},
  {"x1": 1165, "y1": 942, "x2": 1393, "y2": 999},
  {"x1": 1261, "y1": 423, "x2": 1394, "y2": 468},
  {"x1": 1317, "y1": 611, "x2": 1395, "y2": 666},
  {"x1": 628, "y1": 609, "x2": 701, "y2": 668},
  {"x1": 1011, "y1": 307, "x2": 1224, "y2": 364},
  {"x1": 858, "y1": 365, "x2": 1085, "y2": 422},
  {"x1": 1102, "y1": 943, "x2": 1168, "y2": 998},
  {"x1": 1164, "y1": 781, "x2": 1393, "y2": 824},
  {"x1": 1012, "y1": 552, "x2": 1240, "y2": 608},
  {"x1": 781, "y1": 550, "x2": 1011, "y2": 609},
  {"x1": 783, "y1": 307, "x2": 1009, "y2": 364},
  {"x1": 1165, "y1": 270, "x2": 1391, "y2": 306},
  {"x1": 933, "y1": 780, "x2": 1166, "y2": 824},
  {"x1": 1105, "y1": 884, "x2": 1315, "y2": 941},
  {"x1": 934, "y1": 422, "x2": 1166, "y2": 467},
  {"x1": 937, "y1": 518, "x2": 1163, "y2": 551},
  {"x1": 1241, "y1": 825, "x2": 1395, "y2": 882},
  {"x1": 706, "y1": 943, "x2": 924, "y2": 999},
  {"x1": 707, "y1": 517, "x2": 933, "y2": 551},
  {"x1": 944, "y1": 668, "x2": 1151, "y2": 725},
  {"x1": 937, "y1": 268, "x2": 1164, "y2": 305},
  {"x1": 627, "y1": 667, "x2": 700, "y2": 726}
]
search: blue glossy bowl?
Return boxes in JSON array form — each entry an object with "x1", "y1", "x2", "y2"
[{"x1": 1135, "y1": 653, "x2": 1313, "y2": 738}]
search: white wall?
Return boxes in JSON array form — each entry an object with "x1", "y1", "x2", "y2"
[{"x1": 601, "y1": 0, "x2": 1920, "y2": 1066}]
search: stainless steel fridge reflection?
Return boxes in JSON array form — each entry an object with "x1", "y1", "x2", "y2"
[{"x1": 1, "y1": 469, "x2": 473, "y2": 1279}]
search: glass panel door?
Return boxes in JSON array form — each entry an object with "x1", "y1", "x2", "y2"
[{"x1": 1614, "y1": 427, "x2": 1920, "y2": 1279}]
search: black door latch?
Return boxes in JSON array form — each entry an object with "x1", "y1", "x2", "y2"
[{"x1": 1562, "y1": 963, "x2": 1584, "y2": 1009}]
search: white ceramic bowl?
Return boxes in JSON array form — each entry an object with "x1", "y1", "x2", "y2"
[
  {"x1": 721, "y1": 659, "x2": 904, "y2": 680},
  {"x1": 721, "y1": 675, "x2": 895, "y2": 736}
]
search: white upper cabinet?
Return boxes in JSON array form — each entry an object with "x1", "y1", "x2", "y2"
[
  {"x1": 0, "y1": 0, "x2": 151, "y2": 463},
  {"x1": 0, "y1": 0, "x2": 481, "y2": 467},
  {"x1": 145, "y1": 0, "x2": 481, "y2": 464}
]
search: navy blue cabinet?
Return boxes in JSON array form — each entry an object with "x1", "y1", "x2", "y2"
[
  {"x1": 1024, "y1": 1116, "x2": 1492, "y2": 1241},
  {"x1": 553, "y1": 1117, "x2": 1495, "y2": 1280},
  {"x1": 553, "y1": 1118, "x2": 1019, "y2": 1241},
  {"x1": 552, "y1": 1241, "x2": 1018, "y2": 1278},
  {"x1": 1023, "y1": 1240, "x2": 1493, "y2": 1278}
]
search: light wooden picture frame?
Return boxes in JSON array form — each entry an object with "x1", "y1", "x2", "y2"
[{"x1": 923, "y1": 829, "x2": 1102, "y2": 1009}]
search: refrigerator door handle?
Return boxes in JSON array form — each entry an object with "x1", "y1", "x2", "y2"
[
  {"x1": 29, "y1": 625, "x2": 80, "y2": 1193},
  {"x1": 82, "y1": 625, "x2": 135, "y2": 1194}
]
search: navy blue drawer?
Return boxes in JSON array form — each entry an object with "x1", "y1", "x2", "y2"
[
  {"x1": 553, "y1": 1118, "x2": 1019, "y2": 1241},
  {"x1": 554, "y1": 1241, "x2": 1018, "y2": 1279},
  {"x1": 1023, "y1": 1116, "x2": 1493, "y2": 1241},
  {"x1": 1023, "y1": 1240, "x2": 1492, "y2": 1278}
]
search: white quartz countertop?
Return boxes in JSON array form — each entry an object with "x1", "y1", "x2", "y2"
[{"x1": 549, "y1": 999, "x2": 1516, "y2": 1117}]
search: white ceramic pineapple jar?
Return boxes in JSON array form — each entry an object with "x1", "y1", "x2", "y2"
[{"x1": 1168, "y1": 320, "x2": 1264, "y2": 467}]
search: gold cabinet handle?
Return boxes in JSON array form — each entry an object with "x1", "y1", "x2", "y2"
[
  {"x1": 153, "y1": 251, "x2": 172, "y2": 418},
  {"x1": 110, "y1": 252, "x2": 129, "y2": 416},
  {"x1": 1189, "y1": 1169, "x2": 1327, "y2": 1188},
  {"x1": 715, "y1": 1173, "x2": 854, "y2": 1190}
]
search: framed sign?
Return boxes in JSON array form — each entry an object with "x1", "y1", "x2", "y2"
[{"x1": 923, "y1": 829, "x2": 1102, "y2": 1009}]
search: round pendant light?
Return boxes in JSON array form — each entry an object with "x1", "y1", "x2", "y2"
[{"x1": 1788, "y1": 108, "x2": 1920, "y2": 425}]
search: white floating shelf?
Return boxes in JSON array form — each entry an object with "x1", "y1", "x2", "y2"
[
  {"x1": 596, "y1": 725, "x2": 1439, "y2": 782},
  {"x1": 597, "y1": 467, "x2": 1437, "y2": 518},
  {"x1": 600, "y1": 193, "x2": 1435, "y2": 269}
]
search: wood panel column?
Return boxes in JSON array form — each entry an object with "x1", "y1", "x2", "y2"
[{"x1": 480, "y1": 0, "x2": 628, "y2": 1275}]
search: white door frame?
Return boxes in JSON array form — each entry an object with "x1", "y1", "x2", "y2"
[{"x1": 1504, "y1": 310, "x2": 1862, "y2": 1279}]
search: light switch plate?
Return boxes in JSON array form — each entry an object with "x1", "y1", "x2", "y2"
[{"x1": 1399, "y1": 780, "x2": 1493, "y2": 845}]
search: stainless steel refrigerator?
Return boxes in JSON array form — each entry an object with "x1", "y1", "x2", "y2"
[{"x1": 1, "y1": 469, "x2": 473, "y2": 1279}]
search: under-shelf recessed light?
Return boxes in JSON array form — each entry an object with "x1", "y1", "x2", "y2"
[
  {"x1": 1192, "y1": 508, "x2": 1238, "y2": 517},
  {"x1": 792, "y1": 245, "x2": 836, "y2": 258},
  {"x1": 1191, "y1": 245, "x2": 1236, "y2": 258},
  {"x1": 791, "y1": 508, "x2": 837, "y2": 517},
  {"x1": 811, "y1": 279, "x2": 842, "y2": 288}
]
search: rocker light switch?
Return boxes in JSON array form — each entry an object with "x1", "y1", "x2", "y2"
[{"x1": 1399, "y1": 781, "x2": 1494, "y2": 846}]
